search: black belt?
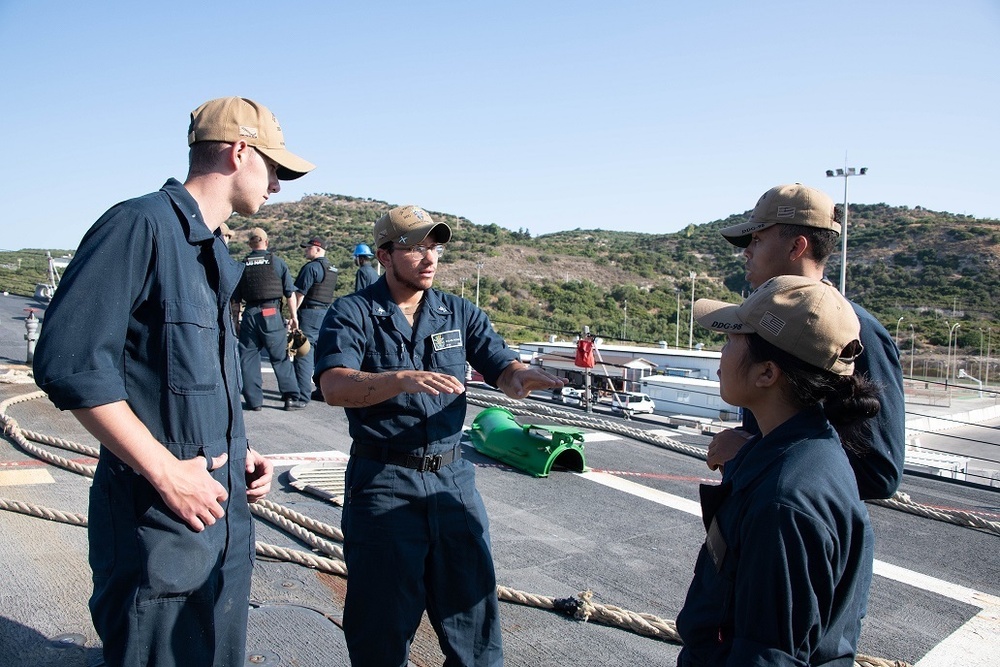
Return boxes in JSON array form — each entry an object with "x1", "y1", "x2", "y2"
[
  {"x1": 300, "y1": 303, "x2": 330, "y2": 310},
  {"x1": 351, "y1": 442, "x2": 461, "y2": 472},
  {"x1": 247, "y1": 300, "x2": 280, "y2": 308}
]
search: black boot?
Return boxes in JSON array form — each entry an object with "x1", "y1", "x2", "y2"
[{"x1": 284, "y1": 395, "x2": 307, "y2": 411}]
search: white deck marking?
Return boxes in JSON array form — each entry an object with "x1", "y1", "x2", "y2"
[
  {"x1": 875, "y1": 562, "x2": 1000, "y2": 667},
  {"x1": 0, "y1": 469, "x2": 55, "y2": 486},
  {"x1": 915, "y1": 608, "x2": 1000, "y2": 666},
  {"x1": 581, "y1": 432, "x2": 621, "y2": 443},
  {"x1": 578, "y1": 469, "x2": 1000, "y2": 664},
  {"x1": 578, "y1": 470, "x2": 703, "y2": 517}
]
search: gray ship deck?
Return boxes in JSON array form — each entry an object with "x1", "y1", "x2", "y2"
[{"x1": 1, "y1": 293, "x2": 997, "y2": 667}]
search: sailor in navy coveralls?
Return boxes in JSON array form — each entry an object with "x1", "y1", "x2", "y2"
[
  {"x1": 33, "y1": 97, "x2": 313, "y2": 667},
  {"x1": 291, "y1": 236, "x2": 337, "y2": 401},
  {"x1": 677, "y1": 277, "x2": 878, "y2": 666},
  {"x1": 314, "y1": 205, "x2": 565, "y2": 667}
]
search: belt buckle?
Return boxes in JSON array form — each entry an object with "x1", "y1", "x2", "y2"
[{"x1": 419, "y1": 454, "x2": 443, "y2": 473}]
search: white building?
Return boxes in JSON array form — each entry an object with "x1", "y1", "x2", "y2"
[
  {"x1": 640, "y1": 375, "x2": 740, "y2": 421},
  {"x1": 520, "y1": 340, "x2": 721, "y2": 381},
  {"x1": 521, "y1": 340, "x2": 739, "y2": 421}
]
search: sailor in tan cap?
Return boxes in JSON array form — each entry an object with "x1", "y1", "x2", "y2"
[
  {"x1": 33, "y1": 96, "x2": 314, "y2": 667},
  {"x1": 677, "y1": 275, "x2": 879, "y2": 666},
  {"x1": 710, "y1": 183, "x2": 905, "y2": 503},
  {"x1": 314, "y1": 204, "x2": 565, "y2": 666}
]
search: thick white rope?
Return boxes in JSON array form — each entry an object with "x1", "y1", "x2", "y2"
[
  {"x1": 466, "y1": 390, "x2": 1000, "y2": 537},
  {"x1": 0, "y1": 388, "x2": 945, "y2": 666}
]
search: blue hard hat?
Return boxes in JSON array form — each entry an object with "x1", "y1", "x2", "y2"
[{"x1": 353, "y1": 243, "x2": 374, "y2": 257}]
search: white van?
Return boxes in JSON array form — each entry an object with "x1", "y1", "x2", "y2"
[{"x1": 611, "y1": 392, "x2": 655, "y2": 415}]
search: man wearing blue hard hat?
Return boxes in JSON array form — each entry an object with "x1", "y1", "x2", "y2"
[{"x1": 353, "y1": 242, "x2": 378, "y2": 292}]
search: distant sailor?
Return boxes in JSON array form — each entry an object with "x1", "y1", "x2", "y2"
[
  {"x1": 291, "y1": 236, "x2": 337, "y2": 402},
  {"x1": 352, "y1": 242, "x2": 378, "y2": 292},
  {"x1": 234, "y1": 227, "x2": 307, "y2": 411}
]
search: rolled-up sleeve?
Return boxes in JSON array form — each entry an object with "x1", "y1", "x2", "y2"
[
  {"x1": 313, "y1": 296, "x2": 366, "y2": 382},
  {"x1": 464, "y1": 305, "x2": 517, "y2": 387},
  {"x1": 33, "y1": 207, "x2": 154, "y2": 410}
]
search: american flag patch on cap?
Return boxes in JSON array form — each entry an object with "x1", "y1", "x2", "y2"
[
  {"x1": 759, "y1": 311, "x2": 785, "y2": 337},
  {"x1": 776, "y1": 206, "x2": 796, "y2": 218}
]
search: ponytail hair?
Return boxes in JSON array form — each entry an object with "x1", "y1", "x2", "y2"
[{"x1": 743, "y1": 333, "x2": 881, "y2": 455}]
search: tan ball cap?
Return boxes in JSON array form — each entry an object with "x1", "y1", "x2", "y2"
[
  {"x1": 188, "y1": 97, "x2": 316, "y2": 180},
  {"x1": 694, "y1": 275, "x2": 863, "y2": 375},
  {"x1": 373, "y1": 205, "x2": 452, "y2": 248},
  {"x1": 720, "y1": 183, "x2": 840, "y2": 248}
]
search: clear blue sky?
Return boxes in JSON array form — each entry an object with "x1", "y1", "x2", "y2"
[{"x1": 2, "y1": 1, "x2": 998, "y2": 251}]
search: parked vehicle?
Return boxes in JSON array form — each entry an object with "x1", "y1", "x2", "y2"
[
  {"x1": 552, "y1": 386, "x2": 584, "y2": 405},
  {"x1": 611, "y1": 392, "x2": 655, "y2": 416}
]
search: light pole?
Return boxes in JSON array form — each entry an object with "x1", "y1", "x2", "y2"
[
  {"x1": 987, "y1": 327, "x2": 993, "y2": 388},
  {"x1": 460, "y1": 277, "x2": 467, "y2": 299},
  {"x1": 895, "y1": 317, "x2": 904, "y2": 346},
  {"x1": 675, "y1": 290, "x2": 681, "y2": 348},
  {"x1": 688, "y1": 271, "x2": 696, "y2": 350},
  {"x1": 825, "y1": 163, "x2": 868, "y2": 296},
  {"x1": 622, "y1": 299, "x2": 628, "y2": 341},
  {"x1": 944, "y1": 320, "x2": 950, "y2": 385},
  {"x1": 946, "y1": 322, "x2": 960, "y2": 388},
  {"x1": 909, "y1": 324, "x2": 915, "y2": 378},
  {"x1": 475, "y1": 262, "x2": 485, "y2": 309},
  {"x1": 980, "y1": 328, "x2": 985, "y2": 381}
]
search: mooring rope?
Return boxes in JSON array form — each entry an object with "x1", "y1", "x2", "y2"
[
  {"x1": 0, "y1": 387, "x2": 967, "y2": 667},
  {"x1": 254, "y1": 497, "x2": 345, "y2": 542},
  {"x1": 249, "y1": 502, "x2": 344, "y2": 560},
  {"x1": 0, "y1": 496, "x2": 908, "y2": 667},
  {"x1": 466, "y1": 390, "x2": 1000, "y2": 537}
]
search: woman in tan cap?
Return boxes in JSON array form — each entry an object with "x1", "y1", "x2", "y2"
[{"x1": 676, "y1": 276, "x2": 880, "y2": 666}]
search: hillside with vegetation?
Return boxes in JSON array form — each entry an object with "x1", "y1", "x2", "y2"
[{"x1": 5, "y1": 195, "x2": 1000, "y2": 368}]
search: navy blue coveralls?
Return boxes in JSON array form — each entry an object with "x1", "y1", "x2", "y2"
[
  {"x1": 292, "y1": 256, "x2": 337, "y2": 401},
  {"x1": 676, "y1": 408, "x2": 874, "y2": 667},
  {"x1": 314, "y1": 276, "x2": 516, "y2": 667},
  {"x1": 234, "y1": 249, "x2": 300, "y2": 408},
  {"x1": 354, "y1": 262, "x2": 379, "y2": 292},
  {"x1": 33, "y1": 179, "x2": 254, "y2": 667}
]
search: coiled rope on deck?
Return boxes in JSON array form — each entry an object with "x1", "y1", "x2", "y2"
[
  {"x1": 0, "y1": 496, "x2": 909, "y2": 667},
  {"x1": 0, "y1": 388, "x2": 954, "y2": 667}
]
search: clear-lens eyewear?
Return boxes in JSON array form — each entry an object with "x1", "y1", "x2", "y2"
[{"x1": 400, "y1": 244, "x2": 445, "y2": 258}]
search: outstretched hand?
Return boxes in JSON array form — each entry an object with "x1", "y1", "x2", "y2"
[{"x1": 497, "y1": 364, "x2": 567, "y2": 400}]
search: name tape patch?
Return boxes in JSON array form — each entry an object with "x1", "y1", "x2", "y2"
[{"x1": 431, "y1": 330, "x2": 463, "y2": 352}]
